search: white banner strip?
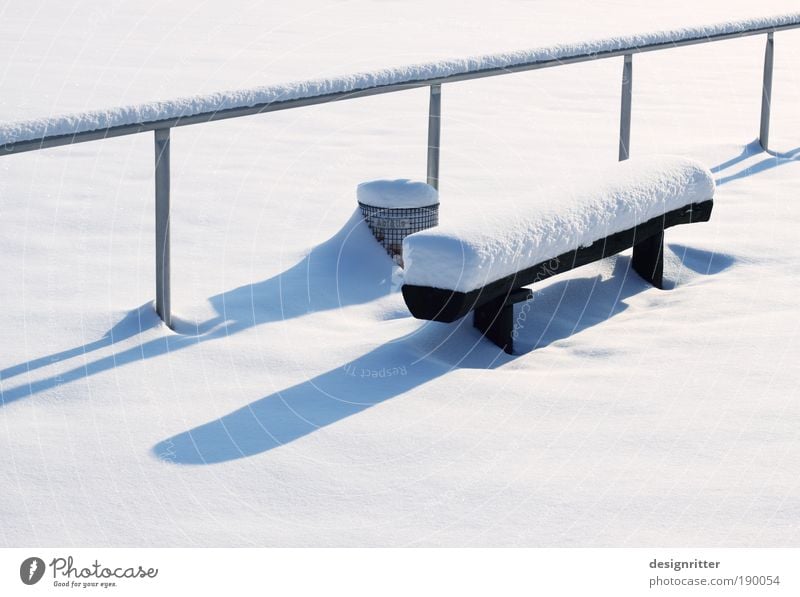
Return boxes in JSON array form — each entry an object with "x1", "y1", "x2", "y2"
[{"x1": 1, "y1": 548, "x2": 797, "y2": 596}]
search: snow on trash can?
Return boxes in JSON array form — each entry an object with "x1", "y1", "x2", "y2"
[{"x1": 357, "y1": 179, "x2": 439, "y2": 265}]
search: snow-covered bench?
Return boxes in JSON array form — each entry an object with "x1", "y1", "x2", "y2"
[{"x1": 401, "y1": 156, "x2": 715, "y2": 353}]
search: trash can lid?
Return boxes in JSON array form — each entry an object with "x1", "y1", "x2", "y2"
[{"x1": 357, "y1": 179, "x2": 438, "y2": 208}]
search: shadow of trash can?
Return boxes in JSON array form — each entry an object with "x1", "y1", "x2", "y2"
[{"x1": 357, "y1": 179, "x2": 439, "y2": 266}]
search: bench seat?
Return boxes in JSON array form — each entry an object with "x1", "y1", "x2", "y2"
[{"x1": 401, "y1": 155, "x2": 715, "y2": 351}]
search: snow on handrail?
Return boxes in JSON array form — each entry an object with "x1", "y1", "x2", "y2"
[{"x1": 1, "y1": 12, "x2": 799, "y2": 154}]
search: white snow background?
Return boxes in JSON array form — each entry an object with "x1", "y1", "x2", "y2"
[{"x1": 1, "y1": 0, "x2": 799, "y2": 546}]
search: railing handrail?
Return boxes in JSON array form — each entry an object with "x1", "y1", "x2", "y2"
[
  {"x1": 2, "y1": 12, "x2": 799, "y2": 156},
  {"x1": 2, "y1": 12, "x2": 797, "y2": 329}
]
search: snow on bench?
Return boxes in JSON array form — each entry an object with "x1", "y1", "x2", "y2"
[{"x1": 401, "y1": 155, "x2": 715, "y2": 353}]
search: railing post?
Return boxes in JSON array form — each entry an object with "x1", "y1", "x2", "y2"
[
  {"x1": 427, "y1": 84, "x2": 442, "y2": 190},
  {"x1": 759, "y1": 32, "x2": 774, "y2": 151},
  {"x1": 619, "y1": 54, "x2": 633, "y2": 161},
  {"x1": 154, "y1": 128, "x2": 172, "y2": 328}
]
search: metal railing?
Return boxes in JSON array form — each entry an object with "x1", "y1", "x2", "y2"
[{"x1": 1, "y1": 15, "x2": 798, "y2": 328}]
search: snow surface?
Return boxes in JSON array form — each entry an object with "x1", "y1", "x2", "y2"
[
  {"x1": 403, "y1": 156, "x2": 713, "y2": 292},
  {"x1": 2, "y1": 0, "x2": 800, "y2": 548},
  {"x1": 0, "y1": 11, "x2": 798, "y2": 147},
  {"x1": 357, "y1": 179, "x2": 438, "y2": 209}
]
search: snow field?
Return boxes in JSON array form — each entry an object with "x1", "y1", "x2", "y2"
[{"x1": 1, "y1": 0, "x2": 799, "y2": 546}]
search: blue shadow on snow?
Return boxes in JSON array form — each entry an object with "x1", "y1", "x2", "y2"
[
  {"x1": 153, "y1": 245, "x2": 734, "y2": 465},
  {"x1": 0, "y1": 210, "x2": 394, "y2": 406},
  {"x1": 712, "y1": 140, "x2": 800, "y2": 186}
]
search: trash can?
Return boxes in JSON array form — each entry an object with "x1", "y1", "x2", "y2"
[{"x1": 357, "y1": 179, "x2": 439, "y2": 265}]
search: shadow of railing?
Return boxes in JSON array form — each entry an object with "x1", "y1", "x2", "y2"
[
  {"x1": 0, "y1": 210, "x2": 394, "y2": 407},
  {"x1": 713, "y1": 139, "x2": 800, "y2": 186}
]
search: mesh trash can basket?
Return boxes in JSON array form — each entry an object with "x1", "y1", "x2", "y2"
[{"x1": 357, "y1": 179, "x2": 439, "y2": 264}]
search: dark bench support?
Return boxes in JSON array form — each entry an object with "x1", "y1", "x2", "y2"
[
  {"x1": 473, "y1": 288, "x2": 533, "y2": 354},
  {"x1": 632, "y1": 226, "x2": 664, "y2": 289},
  {"x1": 473, "y1": 225, "x2": 667, "y2": 353},
  {"x1": 402, "y1": 199, "x2": 713, "y2": 352}
]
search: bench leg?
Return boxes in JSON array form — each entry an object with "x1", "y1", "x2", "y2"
[
  {"x1": 473, "y1": 288, "x2": 532, "y2": 354},
  {"x1": 632, "y1": 230, "x2": 664, "y2": 289}
]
